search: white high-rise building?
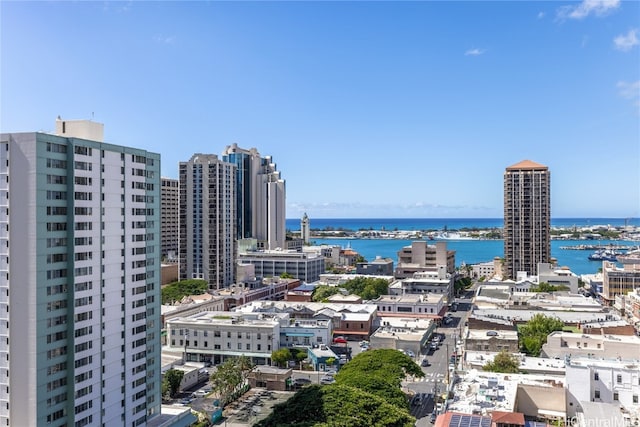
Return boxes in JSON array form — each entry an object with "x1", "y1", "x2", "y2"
[
  {"x1": 222, "y1": 144, "x2": 286, "y2": 250},
  {"x1": 0, "y1": 119, "x2": 161, "y2": 426},
  {"x1": 179, "y1": 154, "x2": 237, "y2": 289}
]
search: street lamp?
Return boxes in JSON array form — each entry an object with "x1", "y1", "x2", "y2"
[{"x1": 183, "y1": 329, "x2": 189, "y2": 364}]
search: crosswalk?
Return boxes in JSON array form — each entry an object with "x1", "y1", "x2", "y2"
[{"x1": 410, "y1": 372, "x2": 445, "y2": 382}]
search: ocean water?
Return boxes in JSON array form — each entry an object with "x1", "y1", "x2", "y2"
[
  {"x1": 285, "y1": 218, "x2": 640, "y2": 276},
  {"x1": 286, "y1": 217, "x2": 639, "y2": 232}
]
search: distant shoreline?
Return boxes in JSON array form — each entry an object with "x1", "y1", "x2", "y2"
[{"x1": 286, "y1": 217, "x2": 639, "y2": 233}]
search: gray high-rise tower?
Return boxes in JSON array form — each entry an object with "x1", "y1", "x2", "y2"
[
  {"x1": 503, "y1": 160, "x2": 551, "y2": 279},
  {"x1": 222, "y1": 144, "x2": 286, "y2": 250}
]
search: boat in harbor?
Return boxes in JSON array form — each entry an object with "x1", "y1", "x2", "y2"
[{"x1": 587, "y1": 249, "x2": 621, "y2": 262}]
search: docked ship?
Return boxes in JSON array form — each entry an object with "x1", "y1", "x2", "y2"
[{"x1": 587, "y1": 249, "x2": 621, "y2": 262}]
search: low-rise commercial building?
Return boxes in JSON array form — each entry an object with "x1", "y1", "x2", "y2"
[
  {"x1": 247, "y1": 366, "x2": 292, "y2": 391},
  {"x1": 234, "y1": 300, "x2": 378, "y2": 339},
  {"x1": 369, "y1": 317, "x2": 435, "y2": 356},
  {"x1": 356, "y1": 256, "x2": 395, "y2": 276},
  {"x1": 166, "y1": 311, "x2": 286, "y2": 365},
  {"x1": 565, "y1": 357, "x2": 640, "y2": 421},
  {"x1": 238, "y1": 249, "x2": 326, "y2": 283},
  {"x1": 602, "y1": 260, "x2": 640, "y2": 306},
  {"x1": 542, "y1": 331, "x2": 640, "y2": 361},
  {"x1": 465, "y1": 329, "x2": 519, "y2": 353},
  {"x1": 389, "y1": 269, "x2": 454, "y2": 304},
  {"x1": 373, "y1": 293, "x2": 445, "y2": 318}
]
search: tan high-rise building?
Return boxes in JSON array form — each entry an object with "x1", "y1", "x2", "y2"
[
  {"x1": 179, "y1": 154, "x2": 237, "y2": 289},
  {"x1": 503, "y1": 160, "x2": 551, "y2": 279}
]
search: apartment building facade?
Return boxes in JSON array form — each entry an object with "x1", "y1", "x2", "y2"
[
  {"x1": 503, "y1": 160, "x2": 551, "y2": 279},
  {"x1": 0, "y1": 120, "x2": 161, "y2": 426},
  {"x1": 179, "y1": 154, "x2": 236, "y2": 289},
  {"x1": 161, "y1": 177, "x2": 179, "y2": 261},
  {"x1": 395, "y1": 241, "x2": 455, "y2": 278}
]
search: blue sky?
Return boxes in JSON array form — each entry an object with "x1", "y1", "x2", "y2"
[{"x1": 2, "y1": 1, "x2": 639, "y2": 219}]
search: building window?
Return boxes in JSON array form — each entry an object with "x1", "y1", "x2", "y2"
[
  {"x1": 594, "y1": 390, "x2": 600, "y2": 399},
  {"x1": 594, "y1": 372, "x2": 599, "y2": 380},
  {"x1": 617, "y1": 374, "x2": 622, "y2": 384},
  {"x1": 633, "y1": 395, "x2": 638, "y2": 404},
  {"x1": 613, "y1": 392, "x2": 619, "y2": 401}
]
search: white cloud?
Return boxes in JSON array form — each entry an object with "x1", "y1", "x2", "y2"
[
  {"x1": 537, "y1": 11, "x2": 545, "y2": 19},
  {"x1": 464, "y1": 48, "x2": 485, "y2": 56},
  {"x1": 154, "y1": 35, "x2": 175, "y2": 45},
  {"x1": 556, "y1": 0, "x2": 620, "y2": 20},
  {"x1": 614, "y1": 29, "x2": 639, "y2": 51},
  {"x1": 617, "y1": 80, "x2": 640, "y2": 99},
  {"x1": 617, "y1": 80, "x2": 640, "y2": 112}
]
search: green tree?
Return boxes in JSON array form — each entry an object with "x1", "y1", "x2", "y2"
[
  {"x1": 161, "y1": 279, "x2": 208, "y2": 305},
  {"x1": 280, "y1": 272, "x2": 294, "y2": 279},
  {"x1": 483, "y1": 351, "x2": 520, "y2": 373},
  {"x1": 454, "y1": 277, "x2": 472, "y2": 296},
  {"x1": 255, "y1": 349, "x2": 420, "y2": 427},
  {"x1": 209, "y1": 356, "x2": 255, "y2": 403},
  {"x1": 325, "y1": 357, "x2": 336, "y2": 369},
  {"x1": 312, "y1": 285, "x2": 342, "y2": 302},
  {"x1": 271, "y1": 348, "x2": 292, "y2": 368},
  {"x1": 530, "y1": 282, "x2": 568, "y2": 293},
  {"x1": 164, "y1": 369, "x2": 184, "y2": 397},
  {"x1": 161, "y1": 378, "x2": 170, "y2": 400},
  {"x1": 336, "y1": 349, "x2": 424, "y2": 410},
  {"x1": 342, "y1": 277, "x2": 389, "y2": 300},
  {"x1": 519, "y1": 314, "x2": 564, "y2": 356}
]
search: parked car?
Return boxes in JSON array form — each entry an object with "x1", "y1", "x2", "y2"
[
  {"x1": 421, "y1": 358, "x2": 431, "y2": 367},
  {"x1": 293, "y1": 378, "x2": 312, "y2": 389},
  {"x1": 333, "y1": 336, "x2": 347, "y2": 344},
  {"x1": 320, "y1": 376, "x2": 335, "y2": 385},
  {"x1": 404, "y1": 350, "x2": 415, "y2": 358}
]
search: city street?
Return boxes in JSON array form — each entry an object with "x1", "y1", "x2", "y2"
[{"x1": 407, "y1": 288, "x2": 475, "y2": 425}]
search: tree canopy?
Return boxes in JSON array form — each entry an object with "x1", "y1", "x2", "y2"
[
  {"x1": 482, "y1": 351, "x2": 520, "y2": 373},
  {"x1": 209, "y1": 356, "x2": 255, "y2": 403},
  {"x1": 161, "y1": 279, "x2": 208, "y2": 305},
  {"x1": 529, "y1": 282, "x2": 569, "y2": 293},
  {"x1": 519, "y1": 314, "x2": 564, "y2": 356},
  {"x1": 163, "y1": 369, "x2": 184, "y2": 398},
  {"x1": 312, "y1": 277, "x2": 390, "y2": 302},
  {"x1": 256, "y1": 349, "x2": 421, "y2": 427}
]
